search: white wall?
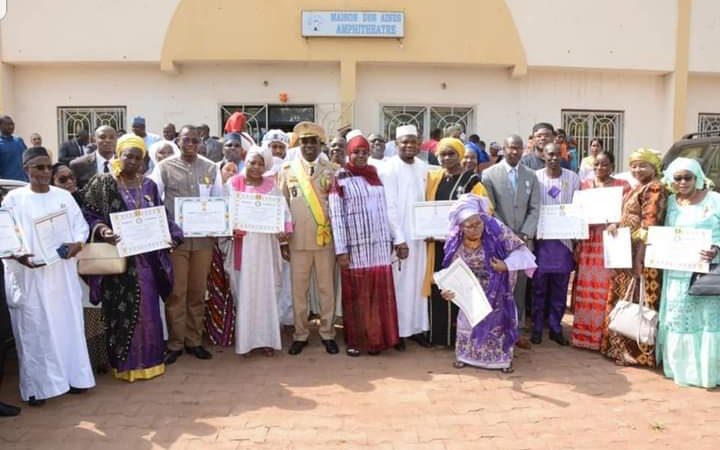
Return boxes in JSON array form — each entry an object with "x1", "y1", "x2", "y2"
[
  {"x1": 689, "y1": 0, "x2": 720, "y2": 73},
  {"x1": 0, "y1": 0, "x2": 180, "y2": 62},
  {"x1": 11, "y1": 62, "x2": 340, "y2": 150},
  {"x1": 686, "y1": 74, "x2": 720, "y2": 132},
  {"x1": 356, "y1": 64, "x2": 669, "y2": 168},
  {"x1": 506, "y1": 0, "x2": 676, "y2": 71}
]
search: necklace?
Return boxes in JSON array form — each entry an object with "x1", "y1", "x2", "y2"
[
  {"x1": 676, "y1": 190, "x2": 699, "y2": 206},
  {"x1": 118, "y1": 174, "x2": 143, "y2": 211}
]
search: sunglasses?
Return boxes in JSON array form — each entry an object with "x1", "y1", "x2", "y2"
[
  {"x1": 673, "y1": 174, "x2": 695, "y2": 182},
  {"x1": 28, "y1": 164, "x2": 52, "y2": 171},
  {"x1": 224, "y1": 143, "x2": 242, "y2": 148},
  {"x1": 57, "y1": 175, "x2": 75, "y2": 184}
]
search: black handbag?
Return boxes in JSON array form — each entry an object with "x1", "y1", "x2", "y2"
[{"x1": 688, "y1": 264, "x2": 720, "y2": 296}]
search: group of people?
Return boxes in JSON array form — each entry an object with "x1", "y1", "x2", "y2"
[{"x1": 0, "y1": 114, "x2": 718, "y2": 418}]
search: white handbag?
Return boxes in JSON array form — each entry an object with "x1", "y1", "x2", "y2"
[
  {"x1": 607, "y1": 277, "x2": 658, "y2": 346},
  {"x1": 76, "y1": 224, "x2": 127, "y2": 275}
]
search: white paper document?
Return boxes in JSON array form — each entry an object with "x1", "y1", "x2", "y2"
[
  {"x1": 645, "y1": 226, "x2": 712, "y2": 273},
  {"x1": 412, "y1": 201, "x2": 454, "y2": 240},
  {"x1": 32, "y1": 209, "x2": 73, "y2": 265},
  {"x1": 603, "y1": 227, "x2": 632, "y2": 269},
  {"x1": 433, "y1": 257, "x2": 492, "y2": 327},
  {"x1": 536, "y1": 204, "x2": 589, "y2": 240},
  {"x1": 110, "y1": 206, "x2": 172, "y2": 257},
  {"x1": 572, "y1": 186, "x2": 623, "y2": 224},
  {"x1": 175, "y1": 197, "x2": 232, "y2": 237},
  {"x1": 0, "y1": 208, "x2": 27, "y2": 258},
  {"x1": 233, "y1": 193, "x2": 284, "y2": 234}
]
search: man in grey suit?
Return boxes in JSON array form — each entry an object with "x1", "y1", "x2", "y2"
[
  {"x1": 70, "y1": 126, "x2": 117, "y2": 188},
  {"x1": 481, "y1": 134, "x2": 540, "y2": 349}
]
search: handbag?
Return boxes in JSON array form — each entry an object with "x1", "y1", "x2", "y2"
[
  {"x1": 76, "y1": 224, "x2": 127, "y2": 275},
  {"x1": 688, "y1": 264, "x2": 720, "y2": 296},
  {"x1": 607, "y1": 277, "x2": 658, "y2": 346}
]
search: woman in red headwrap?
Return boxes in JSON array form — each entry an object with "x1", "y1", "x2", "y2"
[{"x1": 328, "y1": 131, "x2": 400, "y2": 356}]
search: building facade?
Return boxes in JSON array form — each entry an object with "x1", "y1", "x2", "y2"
[{"x1": 1, "y1": 0, "x2": 719, "y2": 167}]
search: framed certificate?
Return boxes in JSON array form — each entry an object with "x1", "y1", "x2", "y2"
[
  {"x1": 110, "y1": 206, "x2": 172, "y2": 257},
  {"x1": 412, "y1": 201, "x2": 454, "y2": 240},
  {"x1": 572, "y1": 186, "x2": 623, "y2": 224},
  {"x1": 0, "y1": 208, "x2": 27, "y2": 258},
  {"x1": 32, "y1": 209, "x2": 73, "y2": 265},
  {"x1": 232, "y1": 192, "x2": 284, "y2": 234},
  {"x1": 175, "y1": 197, "x2": 232, "y2": 237},
  {"x1": 537, "y1": 204, "x2": 589, "y2": 240},
  {"x1": 645, "y1": 226, "x2": 712, "y2": 273},
  {"x1": 603, "y1": 227, "x2": 632, "y2": 269},
  {"x1": 433, "y1": 257, "x2": 492, "y2": 327}
]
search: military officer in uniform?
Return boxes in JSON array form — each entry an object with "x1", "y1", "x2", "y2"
[{"x1": 278, "y1": 122, "x2": 339, "y2": 355}]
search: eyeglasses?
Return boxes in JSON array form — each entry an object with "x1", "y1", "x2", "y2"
[
  {"x1": 57, "y1": 175, "x2": 75, "y2": 184},
  {"x1": 28, "y1": 164, "x2": 52, "y2": 171},
  {"x1": 673, "y1": 174, "x2": 695, "y2": 182}
]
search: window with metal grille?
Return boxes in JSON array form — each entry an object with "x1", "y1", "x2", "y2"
[
  {"x1": 561, "y1": 110, "x2": 624, "y2": 160},
  {"x1": 220, "y1": 104, "x2": 317, "y2": 143},
  {"x1": 381, "y1": 105, "x2": 474, "y2": 140},
  {"x1": 698, "y1": 113, "x2": 720, "y2": 134},
  {"x1": 57, "y1": 106, "x2": 126, "y2": 147}
]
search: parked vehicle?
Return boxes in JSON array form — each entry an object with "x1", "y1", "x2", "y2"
[{"x1": 661, "y1": 131, "x2": 720, "y2": 191}]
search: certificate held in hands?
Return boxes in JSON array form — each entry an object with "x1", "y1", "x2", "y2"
[
  {"x1": 175, "y1": 197, "x2": 232, "y2": 237},
  {"x1": 433, "y1": 257, "x2": 492, "y2": 327},
  {"x1": 233, "y1": 192, "x2": 284, "y2": 234},
  {"x1": 572, "y1": 186, "x2": 623, "y2": 224},
  {"x1": 536, "y1": 204, "x2": 589, "y2": 240},
  {"x1": 110, "y1": 206, "x2": 172, "y2": 257},
  {"x1": 0, "y1": 208, "x2": 27, "y2": 258},
  {"x1": 645, "y1": 226, "x2": 712, "y2": 273},
  {"x1": 412, "y1": 201, "x2": 454, "y2": 240}
]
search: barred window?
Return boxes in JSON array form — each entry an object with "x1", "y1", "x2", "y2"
[
  {"x1": 561, "y1": 110, "x2": 624, "y2": 159},
  {"x1": 57, "y1": 106, "x2": 126, "y2": 147},
  {"x1": 381, "y1": 105, "x2": 474, "y2": 140},
  {"x1": 698, "y1": 113, "x2": 720, "y2": 134}
]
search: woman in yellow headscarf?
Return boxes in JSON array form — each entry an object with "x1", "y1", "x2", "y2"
[
  {"x1": 423, "y1": 137, "x2": 492, "y2": 347},
  {"x1": 601, "y1": 148, "x2": 668, "y2": 367},
  {"x1": 81, "y1": 134, "x2": 183, "y2": 382}
]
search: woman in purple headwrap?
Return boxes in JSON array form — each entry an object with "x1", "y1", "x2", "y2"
[{"x1": 440, "y1": 194, "x2": 536, "y2": 373}]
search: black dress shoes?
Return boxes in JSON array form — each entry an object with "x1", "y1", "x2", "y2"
[
  {"x1": 0, "y1": 401, "x2": 21, "y2": 416},
  {"x1": 549, "y1": 331, "x2": 569, "y2": 346},
  {"x1": 409, "y1": 333, "x2": 432, "y2": 348},
  {"x1": 530, "y1": 331, "x2": 542, "y2": 345},
  {"x1": 288, "y1": 340, "x2": 308, "y2": 355},
  {"x1": 68, "y1": 387, "x2": 87, "y2": 394},
  {"x1": 164, "y1": 349, "x2": 183, "y2": 365},
  {"x1": 394, "y1": 338, "x2": 406, "y2": 352},
  {"x1": 27, "y1": 396, "x2": 45, "y2": 407},
  {"x1": 322, "y1": 339, "x2": 339, "y2": 354},
  {"x1": 185, "y1": 346, "x2": 212, "y2": 359}
]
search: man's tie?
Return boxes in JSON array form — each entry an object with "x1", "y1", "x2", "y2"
[
  {"x1": 509, "y1": 167, "x2": 517, "y2": 194},
  {"x1": 103, "y1": 161, "x2": 110, "y2": 173}
]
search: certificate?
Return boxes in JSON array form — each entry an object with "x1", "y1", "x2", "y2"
[
  {"x1": 603, "y1": 227, "x2": 632, "y2": 269},
  {"x1": 536, "y1": 204, "x2": 589, "y2": 240},
  {"x1": 110, "y1": 206, "x2": 172, "y2": 257},
  {"x1": 0, "y1": 209, "x2": 27, "y2": 258},
  {"x1": 572, "y1": 186, "x2": 623, "y2": 224},
  {"x1": 645, "y1": 226, "x2": 712, "y2": 273},
  {"x1": 175, "y1": 197, "x2": 232, "y2": 237},
  {"x1": 412, "y1": 201, "x2": 454, "y2": 240},
  {"x1": 32, "y1": 209, "x2": 73, "y2": 265},
  {"x1": 433, "y1": 257, "x2": 492, "y2": 327},
  {"x1": 233, "y1": 192, "x2": 284, "y2": 234}
]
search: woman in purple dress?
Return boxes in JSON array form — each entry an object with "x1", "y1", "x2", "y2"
[
  {"x1": 440, "y1": 194, "x2": 536, "y2": 373},
  {"x1": 82, "y1": 135, "x2": 183, "y2": 382}
]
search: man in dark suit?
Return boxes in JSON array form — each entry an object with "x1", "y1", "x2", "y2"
[
  {"x1": 70, "y1": 126, "x2": 117, "y2": 188},
  {"x1": 481, "y1": 134, "x2": 540, "y2": 349},
  {"x1": 58, "y1": 129, "x2": 90, "y2": 165}
]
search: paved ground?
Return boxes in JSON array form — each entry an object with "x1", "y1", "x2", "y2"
[{"x1": 1, "y1": 320, "x2": 719, "y2": 450}]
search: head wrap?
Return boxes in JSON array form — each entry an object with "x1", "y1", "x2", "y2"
[
  {"x1": 437, "y1": 137, "x2": 466, "y2": 160},
  {"x1": 243, "y1": 144, "x2": 274, "y2": 173},
  {"x1": 629, "y1": 148, "x2": 662, "y2": 175},
  {"x1": 442, "y1": 193, "x2": 525, "y2": 353},
  {"x1": 224, "y1": 131, "x2": 255, "y2": 152},
  {"x1": 395, "y1": 124, "x2": 418, "y2": 139},
  {"x1": 465, "y1": 142, "x2": 482, "y2": 160},
  {"x1": 112, "y1": 134, "x2": 147, "y2": 175},
  {"x1": 532, "y1": 122, "x2": 554, "y2": 134},
  {"x1": 148, "y1": 139, "x2": 180, "y2": 165},
  {"x1": 22, "y1": 146, "x2": 50, "y2": 165},
  {"x1": 662, "y1": 157, "x2": 712, "y2": 190},
  {"x1": 343, "y1": 131, "x2": 383, "y2": 187},
  {"x1": 224, "y1": 112, "x2": 247, "y2": 133},
  {"x1": 262, "y1": 129, "x2": 289, "y2": 149},
  {"x1": 131, "y1": 116, "x2": 146, "y2": 127}
]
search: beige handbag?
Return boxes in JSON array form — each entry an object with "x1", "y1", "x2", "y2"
[
  {"x1": 607, "y1": 277, "x2": 658, "y2": 346},
  {"x1": 77, "y1": 224, "x2": 127, "y2": 275}
]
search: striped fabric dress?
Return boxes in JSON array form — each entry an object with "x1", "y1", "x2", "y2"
[{"x1": 329, "y1": 169, "x2": 400, "y2": 352}]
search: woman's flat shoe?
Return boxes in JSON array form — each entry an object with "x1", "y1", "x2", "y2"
[
  {"x1": 68, "y1": 387, "x2": 87, "y2": 394},
  {"x1": 346, "y1": 348, "x2": 360, "y2": 357},
  {"x1": 27, "y1": 397, "x2": 45, "y2": 407},
  {"x1": 368, "y1": 350, "x2": 381, "y2": 356},
  {"x1": 453, "y1": 361, "x2": 465, "y2": 369},
  {"x1": 501, "y1": 365, "x2": 514, "y2": 374}
]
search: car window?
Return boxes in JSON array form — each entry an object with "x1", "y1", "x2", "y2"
[
  {"x1": 702, "y1": 143, "x2": 720, "y2": 191},
  {"x1": 677, "y1": 145, "x2": 705, "y2": 159}
]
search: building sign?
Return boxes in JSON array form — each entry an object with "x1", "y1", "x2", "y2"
[{"x1": 302, "y1": 11, "x2": 404, "y2": 38}]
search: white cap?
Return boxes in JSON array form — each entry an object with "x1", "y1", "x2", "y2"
[
  {"x1": 345, "y1": 129, "x2": 364, "y2": 141},
  {"x1": 395, "y1": 124, "x2": 418, "y2": 139}
]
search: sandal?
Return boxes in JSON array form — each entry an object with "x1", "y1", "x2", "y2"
[
  {"x1": 453, "y1": 361, "x2": 465, "y2": 369},
  {"x1": 346, "y1": 348, "x2": 361, "y2": 357},
  {"x1": 501, "y1": 365, "x2": 514, "y2": 374}
]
